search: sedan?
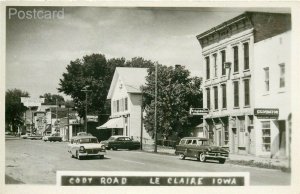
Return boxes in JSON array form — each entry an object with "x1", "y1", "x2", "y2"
[
  {"x1": 101, "y1": 136, "x2": 140, "y2": 150},
  {"x1": 45, "y1": 133, "x2": 62, "y2": 142}
]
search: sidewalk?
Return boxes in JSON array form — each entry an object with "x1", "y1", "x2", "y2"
[{"x1": 141, "y1": 144, "x2": 290, "y2": 170}]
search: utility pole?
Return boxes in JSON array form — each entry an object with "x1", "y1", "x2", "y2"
[
  {"x1": 67, "y1": 107, "x2": 70, "y2": 141},
  {"x1": 140, "y1": 94, "x2": 143, "y2": 150},
  {"x1": 154, "y1": 63, "x2": 158, "y2": 153},
  {"x1": 56, "y1": 99, "x2": 58, "y2": 133},
  {"x1": 81, "y1": 86, "x2": 91, "y2": 133}
]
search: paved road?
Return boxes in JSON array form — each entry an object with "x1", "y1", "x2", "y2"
[{"x1": 5, "y1": 137, "x2": 290, "y2": 185}]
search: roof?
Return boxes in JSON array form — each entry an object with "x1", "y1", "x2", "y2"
[
  {"x1": 107, "y1": 67, "x2": 148, "y2": 99},
  {"x1": 181, "y1": 137, "x2": 208, "y2": 140}
]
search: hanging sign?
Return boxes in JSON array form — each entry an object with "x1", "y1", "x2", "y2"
[
  {"x1": 254, "y1": 108, "x2": 279, "y2": 119},
  {"x1": 189, "y1": 108, "x2": 209, "y2": 116}
]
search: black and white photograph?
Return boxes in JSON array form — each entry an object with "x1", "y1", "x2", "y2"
[{"x1": 1, "y1": 1, "x2": 300, "y2": 193}]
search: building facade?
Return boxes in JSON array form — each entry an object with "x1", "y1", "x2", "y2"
[
  {"x1": 196, "y1": 12, "x2": 291, "y2": 158},
  {"x1": 98, "y1": 67, "x2": 153, "y2": 144}
]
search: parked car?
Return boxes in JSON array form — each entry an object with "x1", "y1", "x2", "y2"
[
  {"x1": 175, "y1": 137, "x2": 229, "y2": 164},
  {"x1": 68, "y1": 135, "x2": 106, "y2": 160},
  {"x1": 101, "y1": 136, "x2": 140, "y2": 150},
  {"x1": 21, "y1": 133, "x2": 31, "y2": 139},
  {"x1": 45, "y1": 133, "x2": 62, "y2": 142},
  {"x1": 28, "y1": 134, "x2": 43, "y2": 140}
]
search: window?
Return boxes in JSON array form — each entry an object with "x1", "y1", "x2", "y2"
[
  {"x1": 221, "y1": 84, "x2": 227, "y2": 109},
  {"x1": 206, "y1": 56, "x2": 210, "y2": 80},
  {"x1": 224, "y1": 125, "x2": 229, "y2": 146},
  {"x1": 179, "y1": 139, "x2": 186, "y2": 145},
  {"x1": 221, "y1": 50, "x2": 226, "y2": 75},
  {"x1": 213, "y1": 54, "x2": 217, "y2": 77},
  {"x1": 279, "y1": 63, "x2": 285, "y2": 88},
  {"x1": 243, "y1": 42, "x2": 249, "y2": 70},
  {"x1": 244, "y1": 79, "x2": 250, "y2": 106},
  {"x1": 233, "y1": 81, "x2": 239, "y2": 107},
  {"x1": 125, "y1": 97, "x2": 128, "y2": 110},
  {"x1": 233, "y1": 46, "x2": 239, "y2": 72},
  {"x1": 261, "y1": 121, "x2": 271, "y2": 152},
  {"x1": 206, "y1": 88, "x2": 211, "y2": 110},
  {"x1": 214, "y1": 86, "x2": 218, "y2": 110},
  {"x1": 264, "y1": 67, "x2": 270, "y2": 92},
  {"x1": 117, "y1": 100, "x2": 120, "y2": 112}
]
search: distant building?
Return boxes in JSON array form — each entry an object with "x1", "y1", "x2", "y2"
[
  {"x1": 97, "y1": 67, "x2": 153, "y2": 144},
  {"x1": 196, "y1": 12, "x2": 291, "y2": 158}
]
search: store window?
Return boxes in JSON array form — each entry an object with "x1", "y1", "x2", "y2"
[
  {"x1": 279, "y1": 63, "x2": 285, "y2": 88},
  {"x1": 224, "y1": 125, "x2": 229, "y2": 146},
  {"x1": 233, "y1": 46, "x2": 239, "y2": 72},
  {"x1": 262, "y1": 121, "x2": 271, "y2": 152}
]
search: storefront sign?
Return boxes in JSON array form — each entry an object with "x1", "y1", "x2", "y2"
[
  {"x1": 87, "y1": 115, "x2": 98, "y2": 122},
  {"x1": 189, "y1": 108, "x2": 209, "y2": 116},
  {"x1": 254, "y1": 108, "x2": 279, "y2": 119},
  {"x1": 21, "y1": 97, "x2": 44, "y2": 107}
]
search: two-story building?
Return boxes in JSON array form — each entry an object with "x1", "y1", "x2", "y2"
[
  {"x1": 196, "y1": 12, "x2": 291, "y2": 158},
  {"x1": 97, "y1": 67, "x2": 153, "y2": 144}
]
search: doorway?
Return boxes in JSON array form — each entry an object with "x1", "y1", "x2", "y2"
[
  {"x1": 278, "y1": 120, "x2": 286, "y2": 156},
  {"x1": 231, "y1": 127, "x2": 238, "y2": 153}
]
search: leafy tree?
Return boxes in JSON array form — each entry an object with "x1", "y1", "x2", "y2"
[
  {"x1": 58, "y1": 54, "x2": 155, "y2": 125},
  {"x1": 40, "y1": 93, "x2": 65, "y2": 105},
  {"x1": 141, "y1": 65, "x2": 202, "y2": 139},
  {"x1": 5, "y1": 89, "x2": 30, "y2": 132}
]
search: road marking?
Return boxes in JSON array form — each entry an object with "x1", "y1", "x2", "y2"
[{"x1": 120, "y1": 159, "x2": 145, "y2": 165}]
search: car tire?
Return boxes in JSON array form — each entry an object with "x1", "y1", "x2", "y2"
[
  {"x1": 179, "y1": 153, "x2": 185, "y2": 160},
  {"x1": 219, "y1": 159, "x2": 226, "y2": 164},
  {"x1": 112, "y1": 147, "x2": 117, "y2": 151},
  {"x1": 76, "y1": 151, "x2": 82, "y2": 160},
  {"x1": 199, "y1": 153, "x2": 206, "y2": 162},
  {"x1": 99, "y1": 155, "x2": 104, "y2": 159}
]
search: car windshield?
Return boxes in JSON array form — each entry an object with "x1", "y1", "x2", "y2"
[
  {"x1": 108, "y1": 137, "x2": 116, "y2": 141},
  {"x1": 79, "y1": 138, "x2": 98, "y2": 144}
]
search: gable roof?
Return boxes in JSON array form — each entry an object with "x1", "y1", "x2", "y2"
[{"x1": 107, "y1": 67, "x2": 148, "y2": 99}]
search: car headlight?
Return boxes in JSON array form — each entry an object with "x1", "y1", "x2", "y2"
[
  {"x1": 101, "y1": 145, "x2": 106, "y2": 150},
  {"x1": 79, "y1": 146, "x2": 85, "y2": 151}
]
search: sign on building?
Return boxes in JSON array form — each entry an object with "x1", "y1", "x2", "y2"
[
  {"x1": 87, "y1": 115, "x2": 98, "y2": 122},
  {"x1": 189, "y1": 108, "x2": 209, "y2": 116},
  {"x1": 21, "y1": 97, "x2": 45, "y2": 107},
  {"x1": 254, "y1": 108, "x2": 279, "y2": 119}
]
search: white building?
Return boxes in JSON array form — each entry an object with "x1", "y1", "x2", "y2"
[
  {"x1": 196, "y1": 12, "x2": 291, "y2": 158},
  {"x1": 97, "y1": 67, "x2": 153, "y2": 144}
]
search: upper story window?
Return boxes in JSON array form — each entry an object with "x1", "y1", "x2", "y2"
[
  {"x1": 233, "y1": 81, "x2": 239, "y2": 108},
  {"x1": 244, "y1": 79, "x2": 250, "y2": 106},
  {"x1": 233, "y1": 46, "x2": 239, "y2": 73},
  {"x1": 206, "y1": 56, "x2": 210, "y2": 80},
  {"x1": 125, "y1": 97, "x2": 128, "y2": 111},
  {"x1": 279, "y1": 63, "x2": 285, "y2": 88},
  {"x1": 243, "y1": 42, "x2": 249, "y2": 70},
  {"x1": 117, "y1": 100, "x2": 120, "y2": 112},
  {"x1": 206, "y1": 88, "x2": 211, "y2": 110},
  {"x1": 221, "y1": 50, "x2": 226, "y2": 76},
  {"x1": 264, "y1": 67, "x2": 270, "y2": 92},
  {"x1": 221, "y1": 84, "x2": 227, "y2": 109},
  {"x1": 213, "y1": 53, "x2": 217, "y2": 78},
  {"x1": 213, "y1": 86, "x2": 218, "y2": 110}
]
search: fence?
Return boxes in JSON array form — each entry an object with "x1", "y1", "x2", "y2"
[{"x1": 157, "y1": 139, "x2": 178, "y2": 148}]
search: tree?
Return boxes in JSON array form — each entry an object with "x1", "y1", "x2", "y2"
[
  {"x1": 5, "y1": 89, "x2": 30, "y2": 132},
  {"x1": 141, "y1": 64, "x2": 202, "y2": 139},
  {"x1": 58, "y1": 54, "x2": 155, "y2": 125},
  {"x1": 40, "y1": 93, "x2": 65, "y2": 105}
]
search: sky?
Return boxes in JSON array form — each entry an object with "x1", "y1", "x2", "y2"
[{"x1": 6, "y1": 7, "x2": 290, "y2": 99}]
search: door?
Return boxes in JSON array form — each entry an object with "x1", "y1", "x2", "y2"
[
  {"x1": 247, "y1": 126, "x2": 255, "y2": 154},
  {"x1": 278, "y1": 120, "x2": 286, "y2": 156}
]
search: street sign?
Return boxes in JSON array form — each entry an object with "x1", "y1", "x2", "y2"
[
  {"x1": 87, "y1": 115, "x2": 98, "y2": 122},
  {"x1": 254, "y1": 108, "x2": 279, "y2": 119},
  {"x1": 189, "y1": 108, "x2": 209, "y2": 116},
  {"x1": 21, "y1": 97, "x2": 44, "y2": 107}
]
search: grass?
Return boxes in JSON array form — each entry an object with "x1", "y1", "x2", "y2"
[{"x1": 227, "y1": 159, "x2": 290, "y2": 172}]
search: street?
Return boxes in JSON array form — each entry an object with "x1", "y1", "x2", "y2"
[{"x1": 5, "y1": 137, "x2": 290, "y2": 185}]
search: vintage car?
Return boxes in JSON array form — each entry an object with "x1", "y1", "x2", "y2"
[
  {"x1": 27, "y1": 134, "x2": 43, "y2": 140},
  {"x1": 21, "y1": 133, "x2": 31, "y2": 139},
  {"x1": 44, "y1": 133, "x2": 62, "y2": 142},
  {"x1": 101, "y1": 135, "x2": 140, "y2": 150},
  {"x1": 68, "y1": 135, "x2": 106, "y2": 160},
  {"x1": 175, "y1": 137, "x2": 229, "y2": 164}
]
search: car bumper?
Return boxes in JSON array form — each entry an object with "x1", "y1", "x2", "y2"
[{"x1": 78, "y1": 151, "x2": 107, "y2": 157}]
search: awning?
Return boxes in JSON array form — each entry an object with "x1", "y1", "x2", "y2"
[{"x1": 96, "y1": 117, "x2": 123, "y2": 129}]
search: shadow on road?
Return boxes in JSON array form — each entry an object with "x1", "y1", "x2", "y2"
[{"x1": 5, "y1": 175, "x2": 24, "y2": 184}]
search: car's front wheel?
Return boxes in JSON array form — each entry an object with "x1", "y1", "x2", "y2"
[
  {"x1": 179, "y1": 153, "x2": 185, "y2": 160},
  {"x1": 219, "y1": 158, "x2": 226, "y2": 164},
  {"x1": 76, "y1": 151, "x2": 82, "y2": 160},
  {"x1": 199, "y1": 152, "x2": 206, "y2": 162}
]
